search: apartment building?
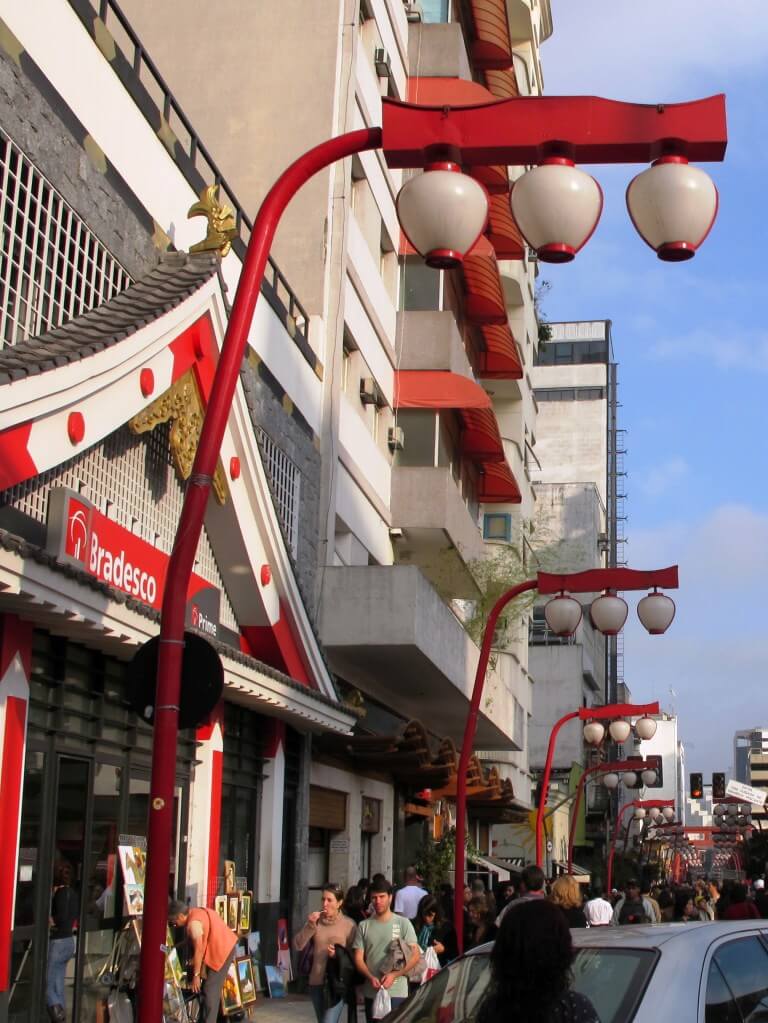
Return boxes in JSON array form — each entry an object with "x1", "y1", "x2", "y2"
[
  {"x1": 118, "y1": 0, "x2": 552, "y2": 883},
  {"x1": 733, "y1": 727, "x2": 768, "y2": 783}
]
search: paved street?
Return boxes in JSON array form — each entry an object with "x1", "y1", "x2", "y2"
[{"x1": 251, "y1": 994, "x2": 315, "y2": 1023}]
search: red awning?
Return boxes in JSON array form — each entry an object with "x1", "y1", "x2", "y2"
[
  {"x1": 394, "y1": 371, "x2": 522, "y2": 504},
  {"x1": 479, "y1": 461, "x2": 522, "y2": 503},
  {"x1": 484, "y1": 67, "x2": 520, "y2": 100},
  {"x1": 395, "y1": 369, "x2": 491, "y2": 411},
  {"x1": 478, "y1": 324, "x2": 523, "y2": 379},
  {"x1": 487, "y1": 193, "x2": 525, "y2": 260},
  {"x1": 406, "y1": 79, "x2": 508, "y2": 194},
  {"x1": 468, "y1": 0, "x2": 514, "y2": 69},
  {"x1": 462, "y1": 235, "x2": 507, "y2": 326}
]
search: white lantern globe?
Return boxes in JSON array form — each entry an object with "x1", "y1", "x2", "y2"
[
  {"x1": 544, "y1": 593, "x2": 583, "y2": 637},
  {"x1": 601, "y1": 772, "x2": 620, "y2": 789},
  {"x1": 626, "y1": 155, "x2": 718, "y2": 262},
  {"x1": 637, "y1": 590, "x2": 676, "y2": 635},
  {"x1": 510, "y1": 157, "x2": 603, "y2": 264},
  {"x1": 662, "y1": 806, "x2": 675, "y2": 821},
  {"x1": 641, "y1": 769, "x2": 658, "y2": 787},
  {"x1": 396, "y1": 164, "x2": 489, "y2": 269},
  {"x1": 582, "y1": 720, "x2": 605, "y2": 746},
  {"x1": 608, "y1": 719, "x2": 632, "y2": 743},
  {"x1": 622, "y1": 771, "x2": 638, "y2": 788},
  {"x1": 633, "y1": 807, "x2": 647, "y2": 819},
  {"x1": 590, "y1": 592, "x2": 628, "y2": 636},
  {"x1": 714, "y1": 804, "x2": 726, "y2": 816},
  {"x1": 634, "y1": 715, "x2": 658, "y2": 740}
]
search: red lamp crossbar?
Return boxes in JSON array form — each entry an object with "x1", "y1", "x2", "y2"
[{"x1": 606, "y1": 798, "x2": 674, "y2": 891}]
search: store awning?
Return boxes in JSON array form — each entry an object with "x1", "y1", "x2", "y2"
[
  {"x1": 469, "y1": 854, "x2": 511, "y2": 882},
  {"x1": 553, "y1": 861, "x2": 591, "y2": 883}
]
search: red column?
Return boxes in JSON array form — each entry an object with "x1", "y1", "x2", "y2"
[{"x1": 0, "y1": 614, "x2": 33, "y2": 992}]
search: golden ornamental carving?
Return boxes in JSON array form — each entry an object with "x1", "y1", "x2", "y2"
[
  {"x1": 129, "y1": 370, "x2": 229, "y2": 505},
  {"x1": 187, "y1": 184, "x2": 238, "y2": 257}
]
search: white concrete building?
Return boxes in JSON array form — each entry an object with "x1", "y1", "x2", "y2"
[
  {"x1": 116, "y1": 0, "x2": 553, "y2": 883},
  {"x1": 638, "y1": 715, "x2": 685, "y2": 819}
]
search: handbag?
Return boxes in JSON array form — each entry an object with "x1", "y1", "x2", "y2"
[
  {"x1": 384, "y1": 936, "x2": 427, "y2": 983},
  {"x1": 420, "y1": 946, "x2": 440, "y2": 985}
]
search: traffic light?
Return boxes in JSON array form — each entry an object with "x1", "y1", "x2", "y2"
[
  {"x1": 690, "y1": 772, "x2": 703, "y2": 799},
  {"x1": 713, "y1": 773, "x2": 726, "y2": 799}
]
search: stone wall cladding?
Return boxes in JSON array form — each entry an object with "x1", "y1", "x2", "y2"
[
  {"x1": 240, "y1": 361, "x2": 321, "y2": 614},
  {"x1": 0, "y1": 39, "x2": 159, "y2": 280}
]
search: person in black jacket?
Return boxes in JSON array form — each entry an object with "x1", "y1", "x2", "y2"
[{"x1": 412, "y1": 895, "x2": 458, "y2": 966}]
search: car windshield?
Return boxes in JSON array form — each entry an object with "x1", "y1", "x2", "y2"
[{"x1": 389, "y1": 946, "x2": 657, "y2": 1023}]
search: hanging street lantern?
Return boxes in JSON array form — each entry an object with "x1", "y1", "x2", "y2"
[
  {"x1": 636, "y1": 590, "x2": 677, "y2": 635},
  {"x1": 510, "y1": 158, "x2": 603, "y2": 264},
  {"x1": 583, "y1": 720, "x2": 606, "y2": 746},
  {"x1": 590, "y1": 591, "x2": 629, "y2": 635},
  {"x1": 609, "y1": 719, "x2": 632, "y2": 743},
  {"x1": 641, "y1": 769, "x2": 658, "y2": 786},
  {"x1": 626, "y1": 156, "x2": 718, "y2": 262},
  {"x1": 602, "y1": 772, "x2": 620, "y2": 789},
  {"x1": 396, "y1": 163, "x2": 489, "y2": 269},
  {"x1": 634, "y1": 715, "x2": 658, "y2": 740},
  {"x1": 544, "y1": 592, "x2": 583, "y2": 636},
  {"x1": 622, "y1": 771, "x2": 638, "y2": 787}
]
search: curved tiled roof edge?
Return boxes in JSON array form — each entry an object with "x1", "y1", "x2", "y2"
[
  {"x1": 0, "y1": 252, "x2": 220, "y2": 384},
  {"x1": 0, "y1": 527, "x2": 355, "y2": 718}
]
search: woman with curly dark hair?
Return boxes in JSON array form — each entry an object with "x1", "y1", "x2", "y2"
[{"x1": 478, "y1": 900, "x2": 598, "y2": 1023}]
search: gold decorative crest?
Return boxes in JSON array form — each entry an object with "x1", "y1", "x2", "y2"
[
  {"x1": 129, "y1": 370, "x2": 229, "y2": 504},
  {"x1": 187, "y1": 184, "x2": 238, "y2": 258}
]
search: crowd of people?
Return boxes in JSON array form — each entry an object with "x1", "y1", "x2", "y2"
[{"x1": 287, "y1": 866, "x2": 768, "y2": 1023}]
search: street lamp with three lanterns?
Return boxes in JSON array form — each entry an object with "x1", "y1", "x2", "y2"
[{"x1": 137, "y1": 89, "x2": 728, "y2": 1008}]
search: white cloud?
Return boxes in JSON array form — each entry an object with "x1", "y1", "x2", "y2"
[
  {"x1": 545, "y1": 1, "x2": 768, "y2": 99},
  {"x1": 648, "y1": 326, "x2": 768, "y2": 372},
  {"x1": 639, "y1": 457, "x2": 689, "y2": 498},
  {"x1": 619, "y1": 503, "x2": 768, "y2": 773}
]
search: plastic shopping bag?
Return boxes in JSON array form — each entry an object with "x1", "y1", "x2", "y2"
[
  {"x1": 420, "y1": 946, "x2": 441, "y2": 985},
  {"x1": 372, "y1": 986, "x2": 392, "y2": 1019}
]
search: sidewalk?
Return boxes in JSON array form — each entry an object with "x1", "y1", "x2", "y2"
[{"x1": 252, "y1": 993, "x2": 315, "y2": 1023}]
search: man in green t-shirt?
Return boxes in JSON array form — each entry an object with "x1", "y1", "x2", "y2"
[{"x1": 352, "y1": 878, "x2": 420, "y2": 1021}]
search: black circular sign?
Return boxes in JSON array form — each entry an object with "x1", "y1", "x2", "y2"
[{"x1": 128, "y1": 632, "x2": 224, "y2": 729}]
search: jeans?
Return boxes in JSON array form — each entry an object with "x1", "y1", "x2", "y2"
[
  {"x1": 309, "y1": 986, "x2": 347, "y2": 1023},
  {"x1": 364, "y1": 996, "x2": 406, "y2": 1022},
  {"x1": 47, "y1": 936, "x2": 75, "y2": 1009}
]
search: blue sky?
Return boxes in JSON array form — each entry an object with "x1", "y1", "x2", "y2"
[{"x1": 540, "y1": 2, "x2": 768, "y2": 778}]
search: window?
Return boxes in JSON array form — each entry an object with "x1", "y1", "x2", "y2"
[
  {"x1": 257, "y1": 428, "x2": 302, "y2": 557},
  {"x1": 483, "y1": 513, "x2": 512, "y2": 541},
  {"x1": 399, "y1": 256, "x2": 442, "y2": 311},
  {"x1": 534, "y1": 387, "x2": 606, "y2": 402},
  {"x1": 706, "y1": 961, "x2": 741, "y2": 1023},
  {"x1": 709, "y1": 938, "x2": 768, "y2": 1023},
  {"x1": 421, "y1": 0, "x2": 450, "y2": 21},
  {"x1": 0, "y1": 128, "x2": 131, "y2": 348}
]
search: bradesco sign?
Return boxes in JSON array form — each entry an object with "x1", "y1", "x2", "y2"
[{"x1": 46, "y1": 487, "x2": 220, "y2": 625}]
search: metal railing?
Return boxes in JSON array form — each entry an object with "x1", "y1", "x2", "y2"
[{"x1": 71, "y1": 0, "x2": 311, "y2": 353}]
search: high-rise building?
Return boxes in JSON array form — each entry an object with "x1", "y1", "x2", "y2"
[{"x1": 733, "y1": 728, "x2": 768, "y2": 783}]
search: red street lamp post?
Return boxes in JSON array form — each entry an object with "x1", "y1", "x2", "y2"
[
  {"x1": 537, "y1": 698, "x2": 661, "y2": 874},
  {"x1": 567, "y1": 757, "x2": 655, "y2": 873},
  {"x1": 452, "y1": 565, "x2": 675, "y2": 952},
  {"x1": 606, "y1": 798, "x2": 674, "y2": 891},
  {"x1": 137, "y1": 93, "x2": 726, "y2": 1019}
]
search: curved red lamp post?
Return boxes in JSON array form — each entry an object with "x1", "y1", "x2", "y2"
[
  {"x1": 136, "y1": 95, "x2": 727, "y2": 1018},
  {"x1": 536, "y1": 695, "x2": 661, "y2": 874},
  {"x1": 606, "y1": 798, "x2": 674, "y2": 891},
  {"x1": 566, "y1": 757, "x2": 651, "y2": 873},
  {"x1": 452, "y1": 566, "x2": 674, "y2": 953}
]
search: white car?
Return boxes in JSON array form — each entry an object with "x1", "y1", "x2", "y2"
[{"x1": 388, "y1": 921, "x2": 768, "y2": 1023}]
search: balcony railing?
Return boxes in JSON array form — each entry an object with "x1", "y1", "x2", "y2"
[{"x1": 69, "y1": 0, "x2": 312, "y2": 360}]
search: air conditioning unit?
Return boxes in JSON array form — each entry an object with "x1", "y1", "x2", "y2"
[
  {"x1": 360, "y1": 377, "x2": 378, "y2": 405},
  {"x1": 388, "y1": 426, "x2": 405, "y2": 451},
  {"x1": 374, "y1": 47, "x2": 391, "y2": 78},
  {"x1": 403, "y1": 1, "x2": 424, "y2": 22}
]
